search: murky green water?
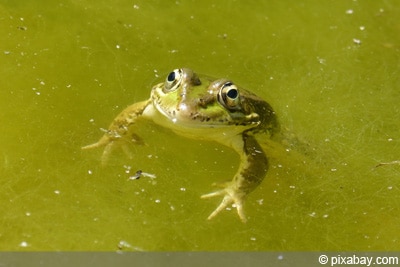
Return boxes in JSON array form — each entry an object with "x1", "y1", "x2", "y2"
[{"x1": 1, "y1": 0, "x2": 400, "y2": 251}]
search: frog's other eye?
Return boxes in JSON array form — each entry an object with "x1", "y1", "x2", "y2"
[
  {"x1": 218, "y1": 82, "x2": 240, "y2": 110},
  {"x1": 164, "y1": 69, "x2": 183, "y2": 92}
]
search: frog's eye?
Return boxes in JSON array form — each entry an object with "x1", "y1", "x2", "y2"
[
  {"x1": 164, "y1": 69, "x2": 183, "y2": 92},
  {"x1": 218, "y1": 82, "x2": 240, "y2": 110}
]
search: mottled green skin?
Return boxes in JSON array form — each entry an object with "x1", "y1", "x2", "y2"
[{"x1": 82, "y1": 68, "x2": 278, "y2": 222}]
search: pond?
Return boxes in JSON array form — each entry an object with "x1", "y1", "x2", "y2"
[{"x1": 1, "y1": 0, "x2": 399, "y2": 251}]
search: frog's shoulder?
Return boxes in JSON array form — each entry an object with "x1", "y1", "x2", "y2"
[{"x1": 238, "y1": 90, "x2": 279, "y2": 135}]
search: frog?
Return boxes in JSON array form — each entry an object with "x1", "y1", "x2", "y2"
[{"x1": 82, "y1": 68, "x2": 279, "y2": 223}]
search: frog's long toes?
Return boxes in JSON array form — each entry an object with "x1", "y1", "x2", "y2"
[
  {"x1": 201, "y1": 189, "x2": 248, "y2": 223},
  {"x1": 81, "y1": 142, "x2": 101, "y2": 150},
  {"x1": 200, "y1": 189, "x2": 225, "y2": 199},
  {"x1": 235, "y1": 202, "x2": 247, "y2": 223},
  {"x1": 100, "y1": 142, "x2": 115, "y2": 166},
  {"x1": 206, "y1": 194, "x2": 233, "y2": 221},
  {"x1": 121, "y1": 144, "x2": 134, "y2": 159}
]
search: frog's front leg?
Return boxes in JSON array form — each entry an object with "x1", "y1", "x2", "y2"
[
  {"x1": 82, "y1": 99, "x2": 152, "y2": 165},
  {"x1": 201, "y1": 134, "x2": 268, "y2": 223}
]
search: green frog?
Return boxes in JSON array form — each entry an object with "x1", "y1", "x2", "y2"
[{"x1": 82, "y1": 68, "x2": 279, "y2": 222}]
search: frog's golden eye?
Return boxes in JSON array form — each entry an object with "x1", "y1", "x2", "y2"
[
  {"x1": 164, "y1": 69, "x2": 183, "y2": 92},
  {"x1": 218, "y1": 82, "x2": 240, "y2": 110}
]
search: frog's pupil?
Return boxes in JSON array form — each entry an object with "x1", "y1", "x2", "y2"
[
  {"x1": 227, "y1": 88, "x2": 238, "y2": 99},
  {"x1": 167, "y1": 72, "x2": 175, "y2": 82}
]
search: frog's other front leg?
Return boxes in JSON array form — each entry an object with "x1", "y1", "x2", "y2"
[
  {"x1": 82, "y1": 99, "x2": 152, "y2": 165},
  {"x1": 201, "y1": 134, "x2": 268, "y2": 223}
]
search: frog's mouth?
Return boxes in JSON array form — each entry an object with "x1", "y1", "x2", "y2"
[{"x1": 154, "y1": 100, "x2": 203, "y2": 126}]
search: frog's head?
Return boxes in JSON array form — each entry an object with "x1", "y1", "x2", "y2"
[{"x1": 150, "y1": 68, "x2": 275, "y2": 132}]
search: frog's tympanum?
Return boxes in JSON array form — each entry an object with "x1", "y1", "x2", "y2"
[{"x1": 83, "y1": 68, "x2": 279, "y2": 222}]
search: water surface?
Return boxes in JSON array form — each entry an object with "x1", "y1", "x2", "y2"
[{"x1": 1, "y1": 0, "x2": 399, "y2": 250}]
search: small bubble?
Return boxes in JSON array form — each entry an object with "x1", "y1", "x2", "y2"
[
  {"x1": 345, "y1": 9, "x2": 354, "y2": 14},
  {"x1": 20, "y1": 241, "x2": 29, "y2": 247}
]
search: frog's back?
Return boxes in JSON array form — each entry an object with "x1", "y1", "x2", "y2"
[{"x1": 240, "y1": 89, "x2": 279, "y2": 136}]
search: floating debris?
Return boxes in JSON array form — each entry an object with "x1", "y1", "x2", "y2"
[
  {"x1": 117, "y1": 240, "x2": 143, "y2": 251},
  {"x1": 129, "y1": 170, "x2": 142, "y2": 180},
  {"x1": 376, "y1": 161, "x2": 400, "y2": 167},
  {"x1": 353, "y1": 38, "x2": 362, "y2": 45},
  {"x1": 128, "y1": 170, "x2": 156, "y2": 180}
]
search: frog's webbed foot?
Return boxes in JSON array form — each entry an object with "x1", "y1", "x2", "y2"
[
  {"x1": 82, "y1": 99, "x2": 151, "y2": 165},
  {"x1": 201, "y1": 184, "x2": 247, "y2": 223},
  {"x1": 82, "y1": 131, "x2": 144, "y2": 165}
]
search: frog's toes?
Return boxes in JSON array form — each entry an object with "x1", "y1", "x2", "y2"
[
  {"x1": 83, "y1": 135, "x2": 138, "y2": 165},
  {"x1": 201, "y1": 188, "x2": 247, "y2": 223},
  {"x1": 82, "y1": 133, "x2": 114, "y2": 154},
  {"x1": 120, "y1": 142, "x2": 134, "y2": 159},
  {"x1": 99, "y1": 141, "x2": 134, "y2": 165},
  {"x1": 100, "y1": 141, "x2": 115, "y2": 166}
]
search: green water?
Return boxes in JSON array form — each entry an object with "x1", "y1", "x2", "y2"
[{"x1": 1, "y1": 0, "x2": 400, "y2": 251}]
